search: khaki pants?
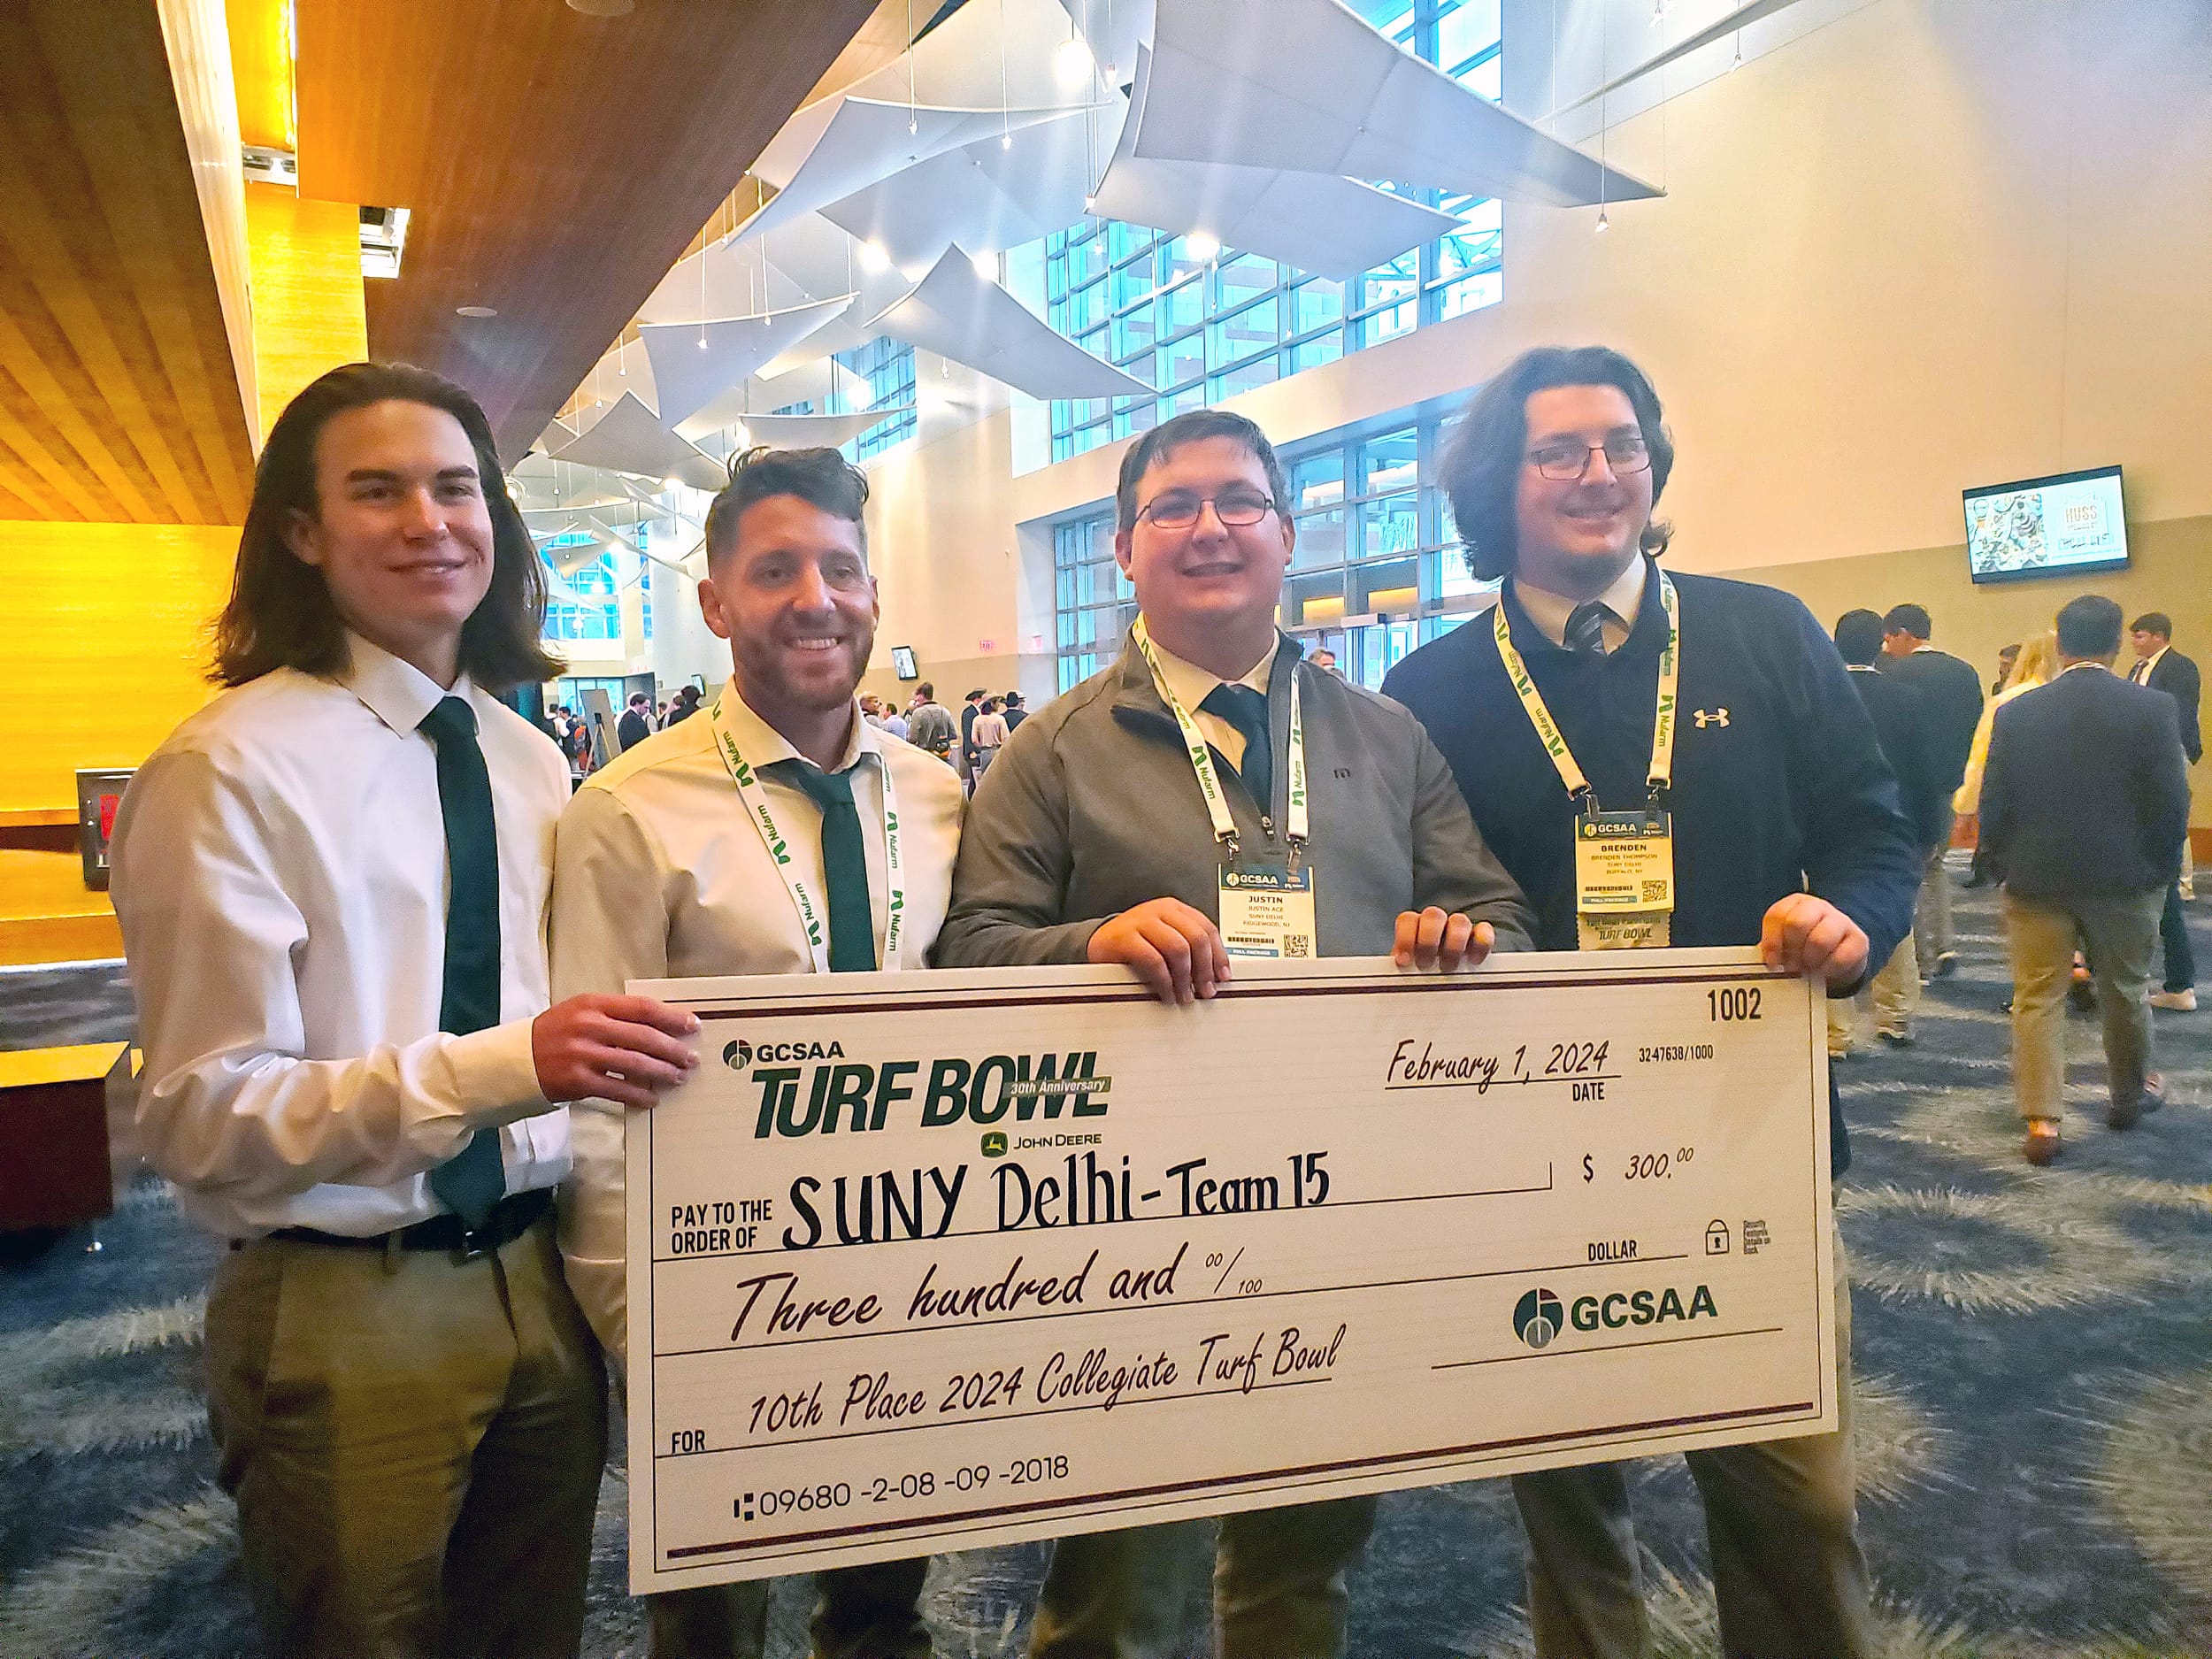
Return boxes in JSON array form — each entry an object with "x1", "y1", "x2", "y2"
[
  {"x1": 1028, "y1": 1495, "x2": 1377, "y2": 1658},
  {"x1": 204, "y1": 1215, "x2": 606, "y2": 1659},
  {"x1": 1915, "y1": 829, "x2": 1955, "y2": 961},
  {"x1": 2001, "y1": 887, "x2": 2162, "y2": 1123},
  {"x1": 1509, "y1": 1233, "x2": 1870, "y2": 1659},
  {"x1": 646, "y1": 1558, "x2": 931, "y2": 1658},
  {"x1": 1825, "y1": 933, "x2": 1918, "y2": 1054}
]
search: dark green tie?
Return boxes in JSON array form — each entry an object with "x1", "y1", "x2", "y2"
[
  {"x1": 766, "y1": 759, "x2": 876, "y2": 973},
  {"x1": 419, "y1": 696, "x2": 507, "y2": 1228},
  {"x1": 1201, "y1": 683, "x2": 1272, "y2": 816}
]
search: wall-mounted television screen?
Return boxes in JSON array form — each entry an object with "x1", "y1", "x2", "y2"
[
  {"x1": 1963, "y1": 465, "x2": 2128, "y2": 585},
  {"x1": 890, "y1": 645, "x2": 919, "y2": 680}
]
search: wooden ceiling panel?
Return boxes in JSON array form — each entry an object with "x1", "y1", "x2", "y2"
[
  {"x1": 296, "y1": 0, "x2": 880, "y2": 461},
  {"x1": 0, "y1": 1, "x2": 257, "y2": 524}
]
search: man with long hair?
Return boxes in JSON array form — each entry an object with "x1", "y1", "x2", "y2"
[
  {"x1": 1384, "y1": 345, "x2": 1918, "y2": 1659},
  {"x1": 111, "y1": 362, "x2": 702, "y2": 1657}
]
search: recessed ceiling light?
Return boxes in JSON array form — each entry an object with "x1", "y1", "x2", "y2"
[
  {"x1": 565, "y1": 0, "x2": 634, "y2": 13},
  {"x1": 969, "y1": 249, "x2": 999, "y2": 280},
  {"x1": 857, "y1": 240, "x2": 891, "y2": 274},
  {"x1": 1186, "y1": 231, "x2": 1221, "y2": 262},
  {"x1": 456, "y1": 304, "x2": 497, "y2": 318}
]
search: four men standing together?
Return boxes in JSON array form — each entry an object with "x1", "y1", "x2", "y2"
[{"x1": 111, "y1": 338, "x2": 2178, "y2": 1659}]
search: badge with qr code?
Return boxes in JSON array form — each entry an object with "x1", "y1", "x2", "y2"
[
  {"x1": 1573, "y1": 803, "x2": 1673, "y2": 950},
  {"x1": 1219, "y1": 861, "x2": 1318, "y2": 958}
]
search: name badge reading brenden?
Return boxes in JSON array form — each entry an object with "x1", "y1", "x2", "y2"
[
  {"x1": 1219, "y1": 862, "x2": 1317, "y2": 958},
  {"x1": 1574, "y1": 803, "x2": 1674, "y2": 951}
]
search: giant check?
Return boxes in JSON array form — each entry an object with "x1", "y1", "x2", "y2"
[{"x1": 626, "y1": 948, "x2": 1837, "y2": 1594}]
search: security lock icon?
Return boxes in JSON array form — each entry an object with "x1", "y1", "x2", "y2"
[{"x1": 1706, "y1": 1219, "x2": 1731, "y2": 1256}]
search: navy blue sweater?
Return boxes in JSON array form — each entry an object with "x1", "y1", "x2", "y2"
[{"x1": 1383, "y1": 562, "x2": 1922, "y2": 1174}]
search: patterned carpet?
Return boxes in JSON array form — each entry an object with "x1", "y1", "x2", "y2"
[{"x1": 4, "y1": 871, "x2": 2209, "y2": 1657}]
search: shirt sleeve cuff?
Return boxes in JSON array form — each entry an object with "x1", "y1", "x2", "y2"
[{"x1": 448, "y1": 1019, "x2": 550, "y2": 1129}]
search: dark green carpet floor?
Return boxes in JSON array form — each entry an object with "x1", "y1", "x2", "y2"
[{"x1": 4, "y1": 873, "x2": 2210, "y2": 1656}]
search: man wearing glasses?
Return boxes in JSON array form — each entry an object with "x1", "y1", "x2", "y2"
[
  {"x1": 1383, "y1": 346, "x2": 1919, "y2": 1659},
  {"x1": 937, "y1": 407, "x2": 1533, "y2": 1656}
]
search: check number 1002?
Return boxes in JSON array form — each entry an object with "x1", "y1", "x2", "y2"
[{"x1": 1707, "y1": 988, "x2": 1763, "y2": 1022}]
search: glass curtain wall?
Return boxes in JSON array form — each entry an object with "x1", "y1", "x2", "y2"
[
  {"x1": 1042, "y1": 0, "x2": 1503, "y2": 464},
  {"x1": 541, "y1": 532, "x2": 621, "y2": 642},
  {"x1": 763, "y1": 337, "x2": 920, "y2": 461},
  {"x1": 1050, "y1": 417, "x2": 1497, "y2": 694}
]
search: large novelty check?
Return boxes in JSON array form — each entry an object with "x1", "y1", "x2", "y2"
[{"x1": 626, "y1": 949, "x2": 1837, "y2": 1594}]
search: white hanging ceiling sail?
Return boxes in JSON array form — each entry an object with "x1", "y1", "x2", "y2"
[
  {"x1": 676, "y1": 357, "x2": 879, "y2": 442},
  {"x1": 740, "y1": 408, "x2": 919, "y2": 449},
  {"x1": 637, "y1": 296, "x2": 856, "y2": 426},
  {"x1": 740, "y1": 96, "x2": 1076, "y2": 249},
  {"x1": 820, "y1": 106, "x2": 1108, "y2": 268},
  {"x1": 1056, "y1": 0, "x2": 1156, "y2": 93},
  {"x1": 1096, "y1": 49, "x2": 1463, "y2": 280},
  {"x1": 851, "y1": 0, "x2": 1110, "y2": 111},
  {"x1": 872, "y1": 244, "x2": 1151, "y2": 400},
  {"x1": 1137, "y1": 0, "x2": 1661, "y2": 209},
  {"x1": 549, "y1": 392, "x2": 727, "y2": 491}
]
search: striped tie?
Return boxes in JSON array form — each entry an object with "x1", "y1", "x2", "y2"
[{"x1": 1565, "y1": 603, "x2": 1609, "y2": 657}]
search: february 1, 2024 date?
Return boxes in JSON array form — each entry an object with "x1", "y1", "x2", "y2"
[{"x1": 734, "y1": 1455, "x2": 1070, "y2": 1521}]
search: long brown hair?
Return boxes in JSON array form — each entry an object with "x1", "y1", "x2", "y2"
[{"x1": 211, "y1": 362, "x2": 560, "y2": 690}]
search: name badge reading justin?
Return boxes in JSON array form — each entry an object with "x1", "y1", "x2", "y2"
[
  {"x1": 1574, "y1": 803, "x2": 1674, "y2": 951},
  {"x1": 1219, "y1": 863, "x2": 1317, "y2": 959}
]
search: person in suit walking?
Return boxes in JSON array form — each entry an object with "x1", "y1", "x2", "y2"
[
  {"x1": 2129, "y1": 612, "x2": 2200, "y2": 1011},
  {"x1": 1983, "y1": 595, "x2": 2190, "y2": 1164},
  {"x1": 616, "y1": 691, "x2": 653, "y2": 752},
  {"x1": 1832, "y1": 610, "x2": 1951, "y2": 1053},
  {"x1": 1879, "y1": 603, "x2": 1985, "y2": 978}
]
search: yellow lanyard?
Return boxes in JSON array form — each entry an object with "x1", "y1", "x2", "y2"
[
  {"x1": 1132, "y1": 618, "x2": 1309, "y2": 856},
  {"x1": 706, "y1": 690, "x2": 906, "y2": 973},
  {"x1": 1493, "y1": 570, "x2": 1680, "y2": 806}
]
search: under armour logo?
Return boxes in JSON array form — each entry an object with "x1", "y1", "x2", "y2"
[{"x1": 1693, "y1": 708, "x2": 1731, "y2": 728}]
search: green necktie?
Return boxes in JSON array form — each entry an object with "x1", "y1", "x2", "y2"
[
  {"x1": 1201, "y1": 682, "x2": 1272, "y2": 816},
  {"x1": 418, "y1": 696, "x2": 508, "y2": 1228},
  {"x1": 766, "y1": 759, "x2": 876, "y2": 973}
]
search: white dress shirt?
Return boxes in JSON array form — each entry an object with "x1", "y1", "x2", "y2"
[
  {"x1": 1510, "y1": 554, "x2": 1649, "y2": 653},
  {"x1": 1142, "y1": 628, "x2": 1280, "y2": 773},
  {"x1": 2131, "y1": 646, "x2": 2167, "y2": 685},
  {"x1": 549, "y1": 682, "x2": 966, "y2": 1356},
  {"x1": 110, "y1": 634, "x2": 571, "y2": 1241}
]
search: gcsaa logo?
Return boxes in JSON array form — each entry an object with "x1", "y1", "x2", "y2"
[
  {"x1": 1513, "y1": 1287, "x2": 1564, "y2": 1349},
  {"x1": 722, "y1": 1039, "x2": 753, "y2": 1071},
  {"x1": 980, "y1": 1131, "x2": 1009, "y2": 1158}
]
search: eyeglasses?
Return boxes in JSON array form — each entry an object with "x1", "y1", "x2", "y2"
[
  {"x1": 1136, "y1": 488, "x2": 1278, "y2": 529},
  {"x1": 1525, "y1": 434, "x2": 1652, "y2": 481}
]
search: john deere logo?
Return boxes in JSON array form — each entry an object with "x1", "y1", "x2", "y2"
[
  {"x1": 723, "y1": 1039, "x2": 753, "y2": 1070},
  {"x1": 980, "y1": 1131, "x2": 1009, "y2": 1158},
  {"x1": 1513, "y1": 1287, "x2": 1564, "y2": 1349}
]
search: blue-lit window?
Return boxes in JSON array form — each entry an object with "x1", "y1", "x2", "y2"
[
  {"x1": 1041, "y1": 0, "x2": 1504, "y2": 464},
  {"x1": 1050, "y1": 412, "x2": 1496, "y2": 692},
  {"x1": 835, "y1": 338, "x2": 918, "y2": 459},
  {"x1": 1051, "y1": 515, "x2": 1134, "y2": 692},
  {"x1": 541, "y1": 534, "x2": 620, "y2": 642},
  {"x1": 764, "y1": 336, "x2": 919, "y2": 461}
]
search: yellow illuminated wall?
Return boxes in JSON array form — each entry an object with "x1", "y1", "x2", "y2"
[
  {"x1": 245, "y1": 180, "x2": 367, "y2": 441},
  {"x1": 0, "y1": 521, "x2": 238, "y2": 818}
]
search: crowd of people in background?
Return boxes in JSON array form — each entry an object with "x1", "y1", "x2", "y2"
[{"x1": 1828, "y1": 598, "x2": 2200, "y2": 1165}]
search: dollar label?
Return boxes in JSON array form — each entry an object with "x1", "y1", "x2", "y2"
[{"x1": 1582, "y1": 1154, "x2": 1594, "y2": 1183}]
